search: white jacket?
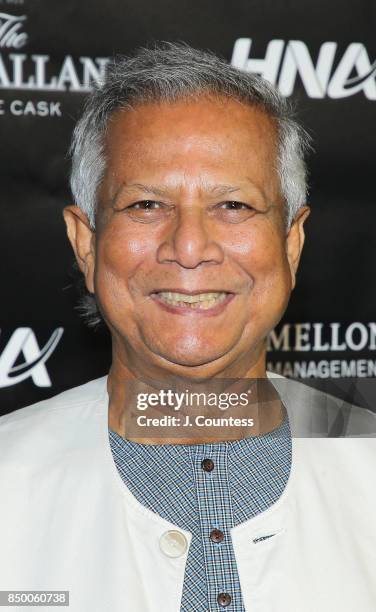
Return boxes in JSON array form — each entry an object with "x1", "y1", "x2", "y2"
[{"x1": 0, "y1": 375, "x2": 376, "y2": 612}]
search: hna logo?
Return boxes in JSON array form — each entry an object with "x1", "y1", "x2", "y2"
[
  {"x1": 231, "y1": 38, "x2": 376, "y2": 99},
  {"x1": 0, "y1": 328, "x2": 63, "y2": 388}
]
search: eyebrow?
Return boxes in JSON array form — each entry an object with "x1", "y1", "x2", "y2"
[{"x1": 111, "y1": 182, "x2": 245, "y2": 205}]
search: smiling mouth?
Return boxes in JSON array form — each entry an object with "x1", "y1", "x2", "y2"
[{"x1": 151, "y1": 291, "x2": 230, "y2": 310}]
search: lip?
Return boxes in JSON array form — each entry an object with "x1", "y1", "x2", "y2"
[
  {"x1": 149, "y1": 291, "x2": 235, "y2": 316},
  {"x1": 149, "y1": 288, "x2": 233, "y2": 295}
]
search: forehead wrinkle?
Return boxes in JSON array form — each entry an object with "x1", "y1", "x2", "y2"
[
  {"x1": 122, "y1": 182, "x2": 169, "y2": 198},
  {"x1": 112, "y1": 180, "x2": 244, "y2": 204},
  {"x1": 205, "y1": 184, "x2": 241, "y2": 197},
  {"x1": 111, "y1": 171, "x2": 277, "y2": 208}
]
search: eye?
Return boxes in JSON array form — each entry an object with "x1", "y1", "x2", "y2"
[
  {"x1": 117, "y1": 199, "x2": 170, "y2": 223},
  {"x1": 128, "y1": 200, "x2": 162, "y2": 210},
  {"x1": 213, "y1": 200, "x2": 257, "y2": 223},
  {"x1": 220, "y1": 201, "x2": 254, "y2": 210}
]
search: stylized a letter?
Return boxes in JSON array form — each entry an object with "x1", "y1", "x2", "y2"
[
  {"x1": 0, "y1": 327, "x2": 64, "y2": 388},
  {"x1": 327, "y1": 43, "x2": 376, "y2": 99}
]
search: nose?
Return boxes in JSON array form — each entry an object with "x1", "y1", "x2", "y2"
[{"x1": 156, "y1": 205, "x2": 224, "y2": 269}]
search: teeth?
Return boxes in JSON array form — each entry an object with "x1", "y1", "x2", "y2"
[{"x1": 156, "y1": 291, "x2": 228, "y2": 309}]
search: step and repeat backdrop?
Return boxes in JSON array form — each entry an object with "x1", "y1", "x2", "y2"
[{"x1": 1, "y1": 0, "x2": 375, "y2": 415}]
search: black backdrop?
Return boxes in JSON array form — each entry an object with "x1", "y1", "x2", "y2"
[{"x1": 1, "y1": 0, "x2": 375, "y2": 415}]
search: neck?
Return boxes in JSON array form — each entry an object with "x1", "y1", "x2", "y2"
[{"x1": 107, "y1": 347, "x2": 283, "y2": 444}]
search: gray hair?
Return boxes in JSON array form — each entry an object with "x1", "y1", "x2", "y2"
[{"x1": 69, "y1": 42, "x2": 312, "y2": 327}]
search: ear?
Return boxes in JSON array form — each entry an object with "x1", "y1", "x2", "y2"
[
  {"x1": 286, "y1": 206, "x2": 311, "y2": 290},
  {"x1": 63, "y1": 205, "x2": 96, "y2": 293}
]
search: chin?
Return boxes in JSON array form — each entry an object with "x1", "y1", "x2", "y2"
[
  {"x1": 157, "y1": 360, "x2": 227, "y2": 382},
  {"x1": 169, "y1": 355, "x2": 220, "y2": 368},
  {"x1": 154, "y1": 344, "x2": 231, "y2": 370}
]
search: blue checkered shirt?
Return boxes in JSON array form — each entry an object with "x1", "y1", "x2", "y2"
[{"x1": 109, "y1": 415, "x2": 291, "y2": 611}]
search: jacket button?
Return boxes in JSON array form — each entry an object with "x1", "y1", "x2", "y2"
[
  {"x1": 217, "y1": 592, "x2": 232, "y2": 607},
  {"x1": 201, "y1": 458, "x2": 214, "y2": 472},
  {"x1": 159, "y1": 530, "x2": 188, "y2": 558},
  {"x1": 210, "y1": 528, "x2": 224, "y2": 543}
]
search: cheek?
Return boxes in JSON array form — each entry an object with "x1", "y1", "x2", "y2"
[
  {"x1": 229, "y1": 222, "x2": 289, "y2": 276},
  {"x1": 93, "y1": 223, "x2": 152, "y2": 307},
  {"x1": 254, "y1": 235, "x2": 292, "y2": 320},
  {"x1": 232, "y1": 224, "x2": 291, "y2": 319}
]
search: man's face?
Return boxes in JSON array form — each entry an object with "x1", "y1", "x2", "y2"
[{"x1": 66, "y1": 96, "x2": 309, "y2": 378}]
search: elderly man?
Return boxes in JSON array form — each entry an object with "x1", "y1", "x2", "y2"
[{"x1": 0, "y1": 43, "x2": 375, "y2": 612}]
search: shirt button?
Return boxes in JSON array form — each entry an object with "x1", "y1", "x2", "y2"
[
  {"x1": 201, "y1": 458, "x2": 214, "y2": 472},
  {"x1": 159, "y1": 530, "x2": 188, "y2": 558},
  {"x1": 217, "y1": 592, "x2": 232, "y2": 607},
  {"x1": 210, "y1": 528, "x2": 224, "y2": 543}
]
